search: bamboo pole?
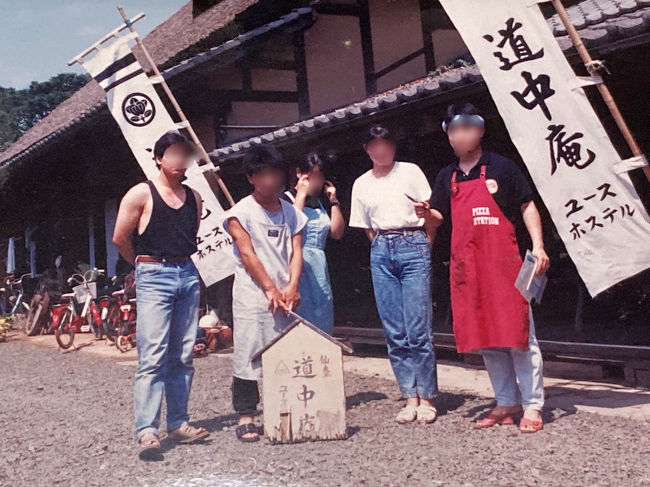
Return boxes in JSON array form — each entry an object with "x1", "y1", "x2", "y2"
[
  {"x1": 68, "y1": 13, "x2": 145, "y2": 66},
  {"x1": 117, "y1": 6, "x2": 236, "y2": 206},
  {"x1": 550, "y1": 0, "x2": 650, "y2": 183}
]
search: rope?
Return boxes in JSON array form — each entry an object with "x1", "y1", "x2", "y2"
[{"x1": 585, "y1": 59, "x2": 610, "y2": 75}]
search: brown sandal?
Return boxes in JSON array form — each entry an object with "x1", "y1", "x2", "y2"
[
  {"x1": 519, "y1": 416, "x2": 544, "y2": 433},
  {"x1": 474, "y1": 406, "x2": 522, "y2": 430},
  {"x1": 167, "y1": 423, "x2": 210, "y2": 444}
]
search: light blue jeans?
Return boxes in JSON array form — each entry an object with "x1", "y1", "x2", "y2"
[
  {"x1": 480, "y1": 307, "x2": 544, "y2": 410},
  {"x1": 134, "y1": 259, "x2": 200, "y2": 442},
  {"x1": 370, "y1": 230, "x2": 438, "y2": 399}
]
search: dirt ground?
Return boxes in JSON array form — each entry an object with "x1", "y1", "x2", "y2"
[{"x1": 0, "y1": 335, "x2": 649, "y2": 487}]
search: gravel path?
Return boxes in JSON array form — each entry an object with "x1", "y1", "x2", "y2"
[{"x1": 1, "y1": 338, "x2": 649, "y2": 487}]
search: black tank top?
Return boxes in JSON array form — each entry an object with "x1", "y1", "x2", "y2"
[{"x1": 133, "y1": 181, "x2": 198, "y2": 257}]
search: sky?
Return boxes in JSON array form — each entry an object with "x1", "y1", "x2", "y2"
[{"x1": 0, "y1": 0, "x2": 187, "y2": 89}]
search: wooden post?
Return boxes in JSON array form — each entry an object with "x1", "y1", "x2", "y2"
[
  {"x1": 550, "y1": 0, "x2": 650, "y2": 183},
  {"x1": 116, "y1": 6, "x2": 236, "y2": 206}
]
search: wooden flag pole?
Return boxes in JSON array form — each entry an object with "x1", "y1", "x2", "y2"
[
  {"x1": 550, "y1": 0, "x2": 650, "y2": 183},
  {"x1": 117, "y1": 6, "x2": 236, "y2": 206},
  {"x1": 68, "y1": 12, "x2": 145, "y2": 66}
]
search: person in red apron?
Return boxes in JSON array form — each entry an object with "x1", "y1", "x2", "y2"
[{"x1": 419, "y1": 103, "x2": 550, "y2": 433}]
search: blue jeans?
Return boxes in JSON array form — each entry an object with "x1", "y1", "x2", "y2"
[
  {"x1": 370, "y1": 230, "x2": 438, "y2": 399},
  {"x1": 480, "y1": 307, "x2": 544, "y2": 410},
  {"x1": 134, "y1": 259, "x2": 200, "y2": 442}
]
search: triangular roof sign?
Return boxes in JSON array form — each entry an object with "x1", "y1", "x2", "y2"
[{"x1": 251, "y1": 311, "x2": 353, "y2": 361}]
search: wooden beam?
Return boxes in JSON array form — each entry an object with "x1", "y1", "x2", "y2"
[
  {"x1": 241, "y1": 67, "x2": 252, "y2": 91},
  {"x1": 374, "y1": 48, "x2": 426, "y2": 79},
  {"x1": 358, "y1": 0, "x2": 376, "y2": 95},
  {"x1": 293, "y1": 31, "x2": 311, "y2": 118},
  {"x1": 333, "y1": 326, "x2": 650, "y2": 362},
  {"x1": 418, "y1": 0, "x2": 436, "y2": 73},
  {"x1": 217, "y1": 89, "x2": 299, "y2": 103}
]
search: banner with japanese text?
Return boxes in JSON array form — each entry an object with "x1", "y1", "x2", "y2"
[
  {"x1": 185, "y1": 168, "x2": 235, "y2": 287},
  {"x1": 80, "y1": 32, "x2": 234, "y2": 284},
  {"x1": 439, "y1": 0, "x2": 650, "y2": 296}
]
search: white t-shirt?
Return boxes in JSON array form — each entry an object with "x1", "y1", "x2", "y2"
[{"x1": 349, "y1": 161, "x2": 432, "y2": 231}]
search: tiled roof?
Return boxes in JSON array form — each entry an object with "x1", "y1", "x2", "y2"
[
  {"x1": 210, "y1": 0, "x2": 650, "y2": 162},
  {"x1": 2, "y1": 0, "x2": 649, "y2": 166},
  {"x1": 0, "y1": 0, "x2": 263, "y2": 165}
]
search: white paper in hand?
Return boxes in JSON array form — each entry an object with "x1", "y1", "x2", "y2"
[{"x1": 515, "y1": 250, "x2": 548, "y2": 304}]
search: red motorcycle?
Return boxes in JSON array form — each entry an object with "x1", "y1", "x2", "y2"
[{"x1": 52, "y1": 269, "x2": 107, "y2": 349}]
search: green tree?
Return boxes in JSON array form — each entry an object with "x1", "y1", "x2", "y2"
[{"x1": 0, "y1": 73, "x2": 89, "y2": 151}]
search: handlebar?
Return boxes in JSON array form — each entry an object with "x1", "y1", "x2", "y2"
[
  {"x1": 66, "y1": 268, "x2": 105, "y2": 287},
  {"x1": 5, "y1": 273, "x2": 32, "y2": 286}
]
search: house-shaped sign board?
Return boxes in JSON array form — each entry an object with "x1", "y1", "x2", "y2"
[{"x1": 251, "y1": 313, "x2": 353, "y2": 444}]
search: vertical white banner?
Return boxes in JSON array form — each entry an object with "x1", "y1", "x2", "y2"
[
  {"x1": 439, "y1": 0, "x2": 650, "y2": 296},
  {"x1": 80, "y1": 33, "x2": 176, "y2": 180},
  {"x1": 185, "y1": 169, "x2": 235, "y2": 287},
  {"x1": 79, "y1": 33, "x2": 234, "y2": 283}
]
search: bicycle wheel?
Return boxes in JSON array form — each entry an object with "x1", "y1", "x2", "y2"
[
  {"x1": 54, "y1": 308, "x2": 75, "y2": 349},
  {"x1": 103, "y1": 302, "x2": 120, "y2": 343},
  {"x1": 115, "y1": 335, "x2": 132, "y2": 353},
  {"x1": 25, "y1": 293, "x2": 48, "y2": 336}
]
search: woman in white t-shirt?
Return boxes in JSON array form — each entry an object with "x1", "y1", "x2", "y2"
[{"x1": 350, "y1": 124, "x2": 438, "y2": 424}]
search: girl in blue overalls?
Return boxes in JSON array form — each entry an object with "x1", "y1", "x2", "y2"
[{"x1": 282, "y1": 151, "x2": 345, "y2": 334}]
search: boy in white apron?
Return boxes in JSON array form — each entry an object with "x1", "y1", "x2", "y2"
[{"x1": 222, "y1": 145, "x2": 308, "y2": 442}]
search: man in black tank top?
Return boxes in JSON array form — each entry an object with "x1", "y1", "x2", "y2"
[{"x1": 113, "y1": 131, "x2": 208, "y2": 459}]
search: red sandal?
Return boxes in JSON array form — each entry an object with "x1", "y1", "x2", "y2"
[
  {"x1": 519, "y1": 416, "x2": 544, "y2": 433},
  {"x1": 474, "y1": 406, "x2": 522, "y2": 430}
]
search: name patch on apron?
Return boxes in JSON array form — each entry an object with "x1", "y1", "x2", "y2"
[{"x1": 268, "y1": 229, "x2": 279, "y2": 237}]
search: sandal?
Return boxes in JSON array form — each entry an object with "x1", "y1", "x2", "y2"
[
  {"x1": 167, "y1": 423, "x2": 210, "y2": 444},
  {"x1": 396, "y1": 405, "x2": 418, "y2": 424},
  {"x1": 519, "y1": 416, "x2": 544, "y2": 433},
  {"x1": 138, "y1": 432, "x2": 161, "y2": 460},
  {"x1": 416, "y1": 405, "x2": 438, "y2": 424},
  {"x1": 474, "y1": 406, "x2": 522, "y2": 430},
  {"x1": 236, "y1": 422, "x2": 260, "y2": 442}
]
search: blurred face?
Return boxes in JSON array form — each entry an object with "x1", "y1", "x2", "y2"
[
  {"x1": 447, "y1": 123, "x2": 484, "y2": 157},
  {"x1": 296, "y1": 165, "x2": 325, "y2": 196},
  {"x1": 157, "y1": 143, "x2": 192, "y2": 177},
  {"x1": 364, "y1": 138, "x2": 396, "y2": 167},
  {"x1": 248, "y1": 167, "x2": 286, "y2": 198}
]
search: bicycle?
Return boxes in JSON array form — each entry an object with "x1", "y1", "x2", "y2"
[
  {"x1": 0, "y1": 273, "x2": 34, "y2": 332},
  {"x1": 25, "y1": 258, "x2": 67, "y2": 336},
  {"x1": 103, "y1": 272, "x2": 135, "y2": 344},
  {"x1": 52, "y1": 269, "x2": 106, "y2": 349},
  {"x1": 115, "y1": 292, "x2": 137, "y2": 353}
]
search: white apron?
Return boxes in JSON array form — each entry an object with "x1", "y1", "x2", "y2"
[{"x1": 231, "y1": 198, "x2": 295, "y2": 380}]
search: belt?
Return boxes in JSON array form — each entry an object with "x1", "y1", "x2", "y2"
[
  {"x1": 377, "y1": 227, "x2": 424, "y2": 236},
  {"x1": 136, "y1": 255, "x2": 191, "y2": 264}
]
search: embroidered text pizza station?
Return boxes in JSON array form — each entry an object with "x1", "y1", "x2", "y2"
[{"x1": 472, "y1": 206, "x2": 500, "y2": 226}]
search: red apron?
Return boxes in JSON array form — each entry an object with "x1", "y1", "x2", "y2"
[{"x1": 449, "y1": 165, "x2": 529, "y2": 353}]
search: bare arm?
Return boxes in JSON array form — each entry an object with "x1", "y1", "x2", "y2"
[
  {"x1": 282, "y1": 232, "x2": 304, "y2": 312},
  {"x1": 293, "y1": 175, "x2": 309, "y2": 211},
  {"x1": 324, "y1": 181, "x2": 345, "y2": 240},
  {"x1": 192, "y1": 189, "x2": 203, "y2": 232},
  {"x1": 415, "y1": 201, "x2": 444, "y2": 245},
  {"x1": 329, "y1": 205, "x2": 345, "y2": 240},
  {"x1": 363, "y1": 228, "x2": 376, "y2": 241},
  {"x1": 112, "y1": 184, "x2": 147, "y2": 266},
  {"x1": 227, "y1": 217, "x2": 285, "y2": 312},
  {"x1": 521, "y1": 200, "x2": 550, "y2": 275}
]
